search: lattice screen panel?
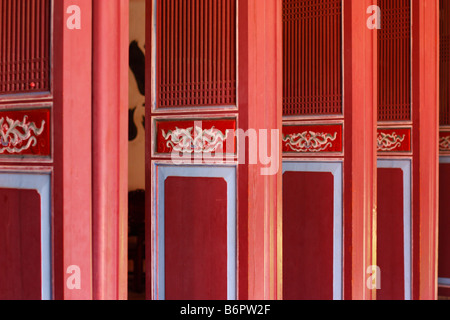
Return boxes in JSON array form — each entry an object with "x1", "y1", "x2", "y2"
[
  {"x1": 282, "y1": 0, "x2": 343, "y2": 117},
  {"x1": 378, "y1": 0, "x2": 411, "y2": 122},
  {"x1": 0, "y1": 0, "x2": 51, "y2": 95},
  {"x1": 156, "y1": 0, "x2": 237, "y2": 109},
  {"x1": 441, "y1": 0, "x2": 450, "y2": 126}
]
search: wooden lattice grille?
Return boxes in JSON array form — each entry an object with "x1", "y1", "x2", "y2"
[
  {"x1": 282, "y1": 0, "x2": 343, "y2": 117},
  {"x1": 156, "y1": 0, "x2": 237, "y2": 109},
  {"x1": 441, "y1": 0, "x2": 450, "y2": 126},
  {"x1": 0, "y1": 0, "x2": 51, "y2": 95},
  {"x1": 378, "y1": 0, "x2": 411, "y2": 122}
]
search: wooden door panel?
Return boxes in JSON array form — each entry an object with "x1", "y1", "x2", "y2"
[
  {"x1": 164, "y1": 177, "x2": 228, "y2": 300},
  {"x1": 0, "y1": 188, "x2": 41, "y2": 300},
  {"x1": 283, "y1": 171, "x2": 334, "y2": 300},
  {"x1": 377, "y1": 167, "x2": 405, "y2": 300}
]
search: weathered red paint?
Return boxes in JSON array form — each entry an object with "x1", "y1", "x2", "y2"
[{"x1": 92, "y1": 0, "x2": 129, "y2": 300}]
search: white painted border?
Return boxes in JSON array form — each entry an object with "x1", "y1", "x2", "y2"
[
  {"x1": 282, "y1": 161, "x2": 343, "y2": 300},
  {"x1": 154, "y1": 164, "x2": 237, "y2": 300},
  {"x1": 377, "y1": 159, "x2": 412, "y2": 300},
  {"x1": 439, "y1": 156, "x2": 450, "y2": 286},
  {"x1": 0, "y1": 172, "x2": 52, "y2": 300}
]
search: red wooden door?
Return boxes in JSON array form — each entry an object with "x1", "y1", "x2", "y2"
[
  {"x1": 281, "y1": 0, "x2": 378, "y2": 300},
  {"x1": 0, "y1": 0, "x2": 53, "y2": 300},
  {"x1": 145, "y1": 0, "x2": 284, "y2": 300},
  {"x1": 376, "y1": 0, "x2": 412, "y2": 300},
  {"x1": 282, "y1": 0, "x2": 344, "y2": 300},
  {"x1": 0, "y1": 0, "x2": 94, "y2": 300},
  {"x1": 145, "y1": 0, "x2": 239, "y2": 300}
]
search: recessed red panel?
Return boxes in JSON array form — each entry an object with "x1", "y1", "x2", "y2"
[
  {"x1": 282, "y1": 124, "x2": 343, "y2": 153},
  {"x1": 439, "y1": 164, "x2": 450, "y2": 280},
  {"x1": 283, "y1": 171, "x2": 334, "y2": 300},
  {"x1": 0, "y1": 109, "x2": 50, "y2": 156},
  {"x1": 164, "y1": 177, "x2": 228, "y2": 300},
  {"x1": 377, "y1": 168, "x2": 405, "y2": 300},
  {"x1": 0, "y1": 188, "x2": 41, "y2": 300},
  {"x1": 156, "y1": 119, "x2": 236, "y2": 155},
  {"x1": 377, "y1": 128, "x2": 412, "y2": 153},
  {"x1": 439, "y1": 131, "x2": 450, "y2": 153}
]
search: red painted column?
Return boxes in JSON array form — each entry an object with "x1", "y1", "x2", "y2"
[
  {"x1": 53, "y1": 0, "x2": 93, "y2": 300},
  {"x1": 343, "y1": 0, "x2": 378, "y2": 300},
  {"x1": 92, "y1": 0, "x2": 129, "y2": 300},
  {"x1": 411, "y1": 0, "x2": 440, "y2": 300},
  {"x1": 238, "y1": 0, "x2": 283, "y2": 300}
]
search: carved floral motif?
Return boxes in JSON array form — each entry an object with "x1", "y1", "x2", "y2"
[
  {"x1": 282, "y1": 131, "x2": 338, "y2": 153},
  {"x1": 0, "y1": 116, "x2": 46, "y2": 154},
  {"x1": 377, "y1": 132, "x2": 406, "y2": 152},
  {"x1": 162, "y1": 126, "x2": 230, "y2": 153},
  {"x1": 440, "y1": 135, "x2": 450, "y2": 152}
]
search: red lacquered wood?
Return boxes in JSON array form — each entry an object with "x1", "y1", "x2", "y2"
[
  {"x1": 282, "y1": 171, "x2": 334, "y2": 300},
  {"x1": 164, "y1": 177, "x2": 228, "y2": 300},
  {"x1": 237, "y1": 0, "x2": 283, "y2": 300},
  {"x1": 342, "y1": 0, "x2": 378, "y2": 300},
  {"x1": 377, "y1": 168, "x2": 405, "y2": 300},
  {"x1": 53, "y1": 0, "x2": 93, "y2": 300},
  {"x1": 0, "y1": 188, "x2": 41, "y2": 300},
  {"x1": 411, "y1": 0, "x2": 440, "y2": 300},
  {"x1": 92, "y1": 0, "x2": 129, "y2": 300}
]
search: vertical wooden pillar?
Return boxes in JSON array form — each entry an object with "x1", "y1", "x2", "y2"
[
  {"x1": 53, "y1": 0, "x2": 93, "y2": 300},
  {"x1": 343, "y1": 0, "x2": 378, "y2": 300},
  {"x1": 411, "y1": 0, "x2": 440, "y2": 300},
  {"x1": 92, "y1": 0, "x2": 129, "y2": 300},
  {"x1": 238, "y1": 0, "x2": 283, "y2": 300}
]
